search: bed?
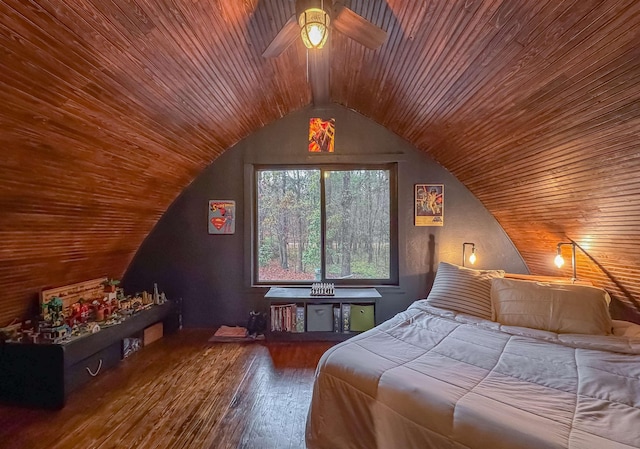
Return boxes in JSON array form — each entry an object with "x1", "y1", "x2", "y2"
[{"x1": 306, "y1": 262, "x2": 640, "y2": 449}]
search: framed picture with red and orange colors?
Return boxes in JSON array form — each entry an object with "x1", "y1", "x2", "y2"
[{"x1": 308, "y1": 118, "x2": 335, "y2": 153}]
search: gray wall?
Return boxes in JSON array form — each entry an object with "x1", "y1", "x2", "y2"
[{"x1": 123, "y1": 105, "x2": 528, "y2": 328}]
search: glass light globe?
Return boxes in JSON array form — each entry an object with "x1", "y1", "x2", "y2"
[
  {"x1": 307, "y1": 24, "x2": 325, "y2": 46},
  {"x1": 299, "y1": 8, "x2": 330, "y2": 49}
]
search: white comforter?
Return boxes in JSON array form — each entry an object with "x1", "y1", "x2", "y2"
[{"x1": 306, "y1": 301, "x2": 640, "y2": 449}]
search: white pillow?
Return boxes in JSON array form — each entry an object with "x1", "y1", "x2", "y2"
[
  {"x1": 426, "y1": 262, "x2": 505, "y2": 320},
  {"x1": 613, "y1": 320, "x2": 640, "y2": 338},
  {"x1": 491, "y1": 278, "x2": 613, "y2": 335}
]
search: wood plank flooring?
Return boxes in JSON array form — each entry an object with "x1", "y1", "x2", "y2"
[{"x1": 0, "y1": 331, "x2": 334, "y2": 449}]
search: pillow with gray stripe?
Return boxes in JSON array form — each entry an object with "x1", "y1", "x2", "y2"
[{"x1": 426, "y1": 262, "x2": 505, "y2": 320}]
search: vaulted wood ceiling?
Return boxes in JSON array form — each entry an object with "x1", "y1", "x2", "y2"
[{"x1": 1, "y1": 0, "x2": 639, "y2": 325}]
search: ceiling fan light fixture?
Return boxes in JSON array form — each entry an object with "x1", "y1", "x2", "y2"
[{"x1": 299, "y1": 7, "x2": 330, "y2": 49}]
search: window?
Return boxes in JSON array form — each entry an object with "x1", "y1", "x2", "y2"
[{"x1": 254, "y1": 165, "x2": 397, "y2": 285}]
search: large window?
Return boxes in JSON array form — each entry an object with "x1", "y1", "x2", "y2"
[{"x1": 254, "y1": 165, "x2": 397, "y2": 285}]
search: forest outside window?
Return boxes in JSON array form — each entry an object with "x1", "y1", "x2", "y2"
[{"x1": 255, "y1": 165, "x2": 397, "y2": 285}]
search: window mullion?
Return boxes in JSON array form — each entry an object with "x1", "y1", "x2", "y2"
[{"x1": 320, "y1": 168, "x2": 327, "y2": 282}]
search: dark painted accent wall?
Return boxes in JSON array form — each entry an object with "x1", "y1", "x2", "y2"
[{"x1": 123, "y1": 105, "x2": 528, "y2": 328}]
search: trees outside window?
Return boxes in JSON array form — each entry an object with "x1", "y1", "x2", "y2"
[{"x1": 255, "y1": 165, "x2": 397, "y2": 284}]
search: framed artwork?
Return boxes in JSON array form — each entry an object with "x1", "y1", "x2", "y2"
[
  {"x1": 415, "y1": 184, "x2": 444, "y2": 226},
  {"x1": 208, "y1": 200, "x2": 235, "y2": 234},
  {"x1": 308, "y1": 118, "x2": 335, "y2": 153}
]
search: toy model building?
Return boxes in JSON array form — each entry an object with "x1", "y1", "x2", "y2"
[{"x1": 0, "y1": 277, "x2": 171, "y2": 345}]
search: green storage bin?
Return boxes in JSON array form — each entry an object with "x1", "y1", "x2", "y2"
[{"x1": 349, "y1": 304, "x2": 375, "y2": 332}]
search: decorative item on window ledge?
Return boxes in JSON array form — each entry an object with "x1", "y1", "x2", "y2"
[
  {"x1": 415, "y1": 184, "x2": 444, "y2": 226},
  {"x1": 208, "y1": 200, "x2": 235, "y2": 234},
  {"x1": 298, "y1": 0, "x2": 330, "y2": 49},
  {"x1": 310, "y1": 282, "x2": 335, "y2": 296},
  {"x1": 554, "y1": 241, "x2": 577, "y2": 280},
  {"x1": 462, "y1": 242, "x2": 477, "y2": 267}
]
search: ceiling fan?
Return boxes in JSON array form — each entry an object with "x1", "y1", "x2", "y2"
[{"x1": 262, "y1": 0, "x2": 388, "y2": 104}]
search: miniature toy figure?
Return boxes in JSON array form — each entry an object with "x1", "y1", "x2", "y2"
[
  {"x1": 102, "y1": 278, "x2": 120, "y2": 293},
  {"x1": 48, "y1": 297, "x2": 64, "y2": 327}
]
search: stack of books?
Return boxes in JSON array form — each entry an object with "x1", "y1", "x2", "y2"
[{"x1": 270, "y1": 304, "x2": 305, "y2": 332}]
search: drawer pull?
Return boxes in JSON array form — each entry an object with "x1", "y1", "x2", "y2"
[{"x1": 86, "y1": 359, "x2": 103, "y2": 377}]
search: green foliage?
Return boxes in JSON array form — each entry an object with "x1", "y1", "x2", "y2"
[
  {"x1": 350, "y1": 259, "x2": 388, "y2": 279},
  {"x1": 302, "y1": 207, "x2": 321, "y2": 270},
  {"x1": 258, "y1": 237, "x2": 278, "y2": 267}
]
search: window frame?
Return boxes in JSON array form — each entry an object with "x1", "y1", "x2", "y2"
[{"x1": 252, "y1": 163, "x2": 398, "y2": 286}]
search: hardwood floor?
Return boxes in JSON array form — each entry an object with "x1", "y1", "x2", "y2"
[{"x1": 0, "y1": 331, "x2": 334, "y2": 449}]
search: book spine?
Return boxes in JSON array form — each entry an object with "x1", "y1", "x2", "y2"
[
  {"x1": 342, "y1": 304, "x2": 351, "y2": 333},
  {"x1": 296, "y1": 305, "x2": 305, "y2": 333}
]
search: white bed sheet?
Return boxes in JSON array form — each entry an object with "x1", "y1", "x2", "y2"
[{"x1": 306, "y1": 301, "x2": 640, "y2": 449}]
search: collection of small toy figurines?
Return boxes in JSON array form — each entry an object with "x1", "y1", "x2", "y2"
[{"x1": 0, "y1": 281, "x2": 168, "y2": 345}]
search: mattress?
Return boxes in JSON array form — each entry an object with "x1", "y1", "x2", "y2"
[{"x1": 306, "y1": 301, "x2": 640, "y2": 449}]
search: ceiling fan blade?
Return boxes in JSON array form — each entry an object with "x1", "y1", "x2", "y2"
[
  {"x1": 332, "y1": 3, "x2": 387, "y2": 50},
  {"x1": 308, "y1": 48, "x2": 330, "y2": 105},
  {"x1": 262, "y1": 14, "x2": 299, "y2": 58}
]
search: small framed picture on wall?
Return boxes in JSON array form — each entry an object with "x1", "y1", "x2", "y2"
[
  {"x1": 415, "y1": 184, "x2": 444, "y2": 226},
  {"x1": 208, "y1": 200, "x2": 235, "y2": 234},
  {"x1": 308, "y1": 118, "x2": 335, "y2": 153}
]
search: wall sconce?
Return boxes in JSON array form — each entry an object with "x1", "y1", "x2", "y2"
[
  {"x1": 462, "y1": 242, "x2": 477, "y2": 267},
  {"x1": 298, "y1": 1, "x2": 330, "y2": 49},
  {"x1": 554, "y1": 242, "x2": 577, "y2": 280}
]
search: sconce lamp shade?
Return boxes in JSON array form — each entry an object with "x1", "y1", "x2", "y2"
[
  {"x1": 469, "y1": 250, "x2": 477, "y2": 265},
  {"x1": 298, "y1": 7, "x2": 330, "y2": 49},
  {"x1": 554, "y1": 253, "x2": 565, "y2": 268}
]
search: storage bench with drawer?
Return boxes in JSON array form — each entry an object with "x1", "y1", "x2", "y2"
[{"x1": 0, "y1": 302, "x2": 173, "y2": 409}]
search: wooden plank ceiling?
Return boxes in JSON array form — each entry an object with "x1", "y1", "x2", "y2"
[{"x1": 1, "y1": 0, "x2": 639, "y2": 325}]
